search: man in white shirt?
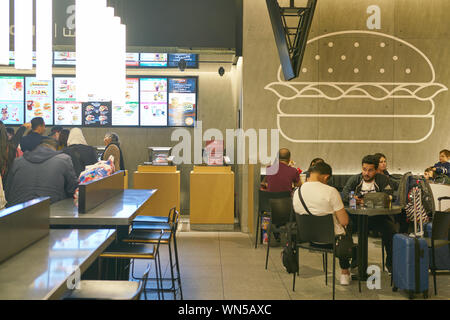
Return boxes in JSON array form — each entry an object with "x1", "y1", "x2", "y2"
[{"x1": 293, "y1": 162, "x2": 354, "y2": 286}]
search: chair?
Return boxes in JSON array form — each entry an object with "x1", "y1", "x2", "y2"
[
  {"x1": 293, "y1": 214, "x2": 358, "y2": 300},
  {"x1": 64, "y1": 264, "x2": 151, "y2": 300},
  {"x1": 255, "y1": 190, "x2": 291, "y2": 249},
  {"x1": 265, "y1": 197, "x2": 293, "y2": 269},
  {"x1": 123, "y1": 210, "x2": 183, "y2": 300},
  {"x1": 98, "y1": 231, "x2": 165, "y2": 300},
  {"x1": 424, "y1": 211, "x2": 450, "y2": 296},
  {"x1": 132, "y1": 207, "x2": 176, "y2": 225}
]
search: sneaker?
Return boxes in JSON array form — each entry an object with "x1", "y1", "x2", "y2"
[{"x1": 340, "y1": 274, "x2": 351, "y2": 286}]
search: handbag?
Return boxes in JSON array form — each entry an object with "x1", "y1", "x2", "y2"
[
  {"x1": 298, "y1": 185, "x2": 353, "y2": 259},
  {"x1": 0, "y1": 175, "x2": 7, "y2": 210}
]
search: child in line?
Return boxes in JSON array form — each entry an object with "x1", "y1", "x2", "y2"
[{"x1": 432, "y1": 149, "x2": 450, "y2": 178}]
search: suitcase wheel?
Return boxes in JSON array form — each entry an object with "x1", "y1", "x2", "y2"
[{"x1": 392, "y1": 287, "x2": 398, "y2": 292}]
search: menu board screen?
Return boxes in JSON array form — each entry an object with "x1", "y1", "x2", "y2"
[
  {"x1": 168, "y1": 53, "x2": 198, "y2": 68},
  {"x1": 168, "y1": 78, "x2": 196, "y2": 127},
  {"x1": 112, "y1": 78, "x2": 139, "y2": 126},
  {"x1": 126, "y1": 53, "x2": 139, "y2": 67},
  {"x1": 54, "y1": 52, "x2": 76, "y2": 66},
  {"x1": 25, "y1": 77, "x2": 53, "y2": 124},
  {"x1": 0, "y1": 76, "x2": 25, "y2": 124},
  {"x1": 140, "y1": 78, "x2": 168, "y2": 126},
  {"x1": 54, "y1": 77, "x2": 82, "y2": 126},
  {"x1": 140, "y1": 53, "x2": 168, "y2": 67},
  {"x1": 82, "y1": 101, "x2": 111, "y2": 127},
  {"x1": 9, "y1": 51, "x2": 14, "y2": 66}
]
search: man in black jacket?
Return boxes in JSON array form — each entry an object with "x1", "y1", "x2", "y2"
[
  {"x1": 342, "y1": 154, "x2": 398, "y2": 273},
  {"x1": 20, "y1": 117, "x2": 45, "y2": 152}
]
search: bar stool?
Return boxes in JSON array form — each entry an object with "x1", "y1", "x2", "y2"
[
  {"x1": 64, "y1": 264, "x2": 151, "y2": 300},
  {"x1": 124, "y1": 210, "x2": 183, "y2": 300},
  {"x1": 133, "y1": 207, "x2": 176, "y2": 225},
  {"x1": 98, "y1": 231, "x2": 165, "y2": 300}
]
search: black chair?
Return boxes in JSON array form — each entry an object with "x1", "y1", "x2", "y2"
[
  {"x1": 293, "y1": 214, "x2": 358, "y2": 300},
  {"x1": 255, "y1": 190, "x2": 291, "y2": 249},
  {"x1": 424, "y1": 211, "x2": 450, "y2": 296},
  {"x1": 64, "y1": 264, "x2": 151, "y2": 300},
  {"x1": 133, "y1": 207, "x2": 176, "y2": 225},
  {"x1": 123, "y1": 210, "x2": 183, "y2": 300},
  {"x1": 98, "y1": 231, "x2": 165, "y2": 300},
  {"x1": 265, "y1": 197, "x2": 293, "y2": 269}
]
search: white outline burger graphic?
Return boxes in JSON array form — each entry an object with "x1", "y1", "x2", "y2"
[{"x1": 265, "y1": 30, "x2": 448, "y2": 144}]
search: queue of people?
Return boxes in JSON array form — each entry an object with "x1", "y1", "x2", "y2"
[
  {"x1": 0, "y1": 117, "x2": 125, "y2": 209},
  {"x1": 262, "y1": 147, "x2": 449, "y2": 285}
]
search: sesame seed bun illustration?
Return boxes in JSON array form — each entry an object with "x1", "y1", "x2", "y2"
[{"x1": 264, "y1": 30, "x2": 448, "y2": 143}]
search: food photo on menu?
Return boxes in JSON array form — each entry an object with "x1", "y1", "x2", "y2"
[
  {"x1": 112, "y1": 78, "x2": 139, "y2": 126},
  {"x1": 25, "y1": 77, "x2": 53, "y2": 124},
  {"x1": 54, "y1": 77, "x2": 82, "y2": 126},
  {"x1": 0, "y1": 76, "x2": 25, "y2": 124},
  {"x1": 82, "y1": 102, "x2": 111, "y2": 127},
  {"x1": 54, "y1": 51, "x2": 76, "y2": 66},
  {"x1": 168, "y1": 78, "x2": 196, "y2": 127},
  {"x1": 139, "y1": 78, "x2": 168, "y2": 126}
]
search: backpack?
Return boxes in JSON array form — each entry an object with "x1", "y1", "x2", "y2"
[
  {"x1": 400, "y1": 173, "x2": 435, "y2": 223},
  {"x1": 281, "y1": 225, "x2": 298, "y2": 274}
]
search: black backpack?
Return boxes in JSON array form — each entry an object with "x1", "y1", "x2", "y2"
[{"x1": 281, "y1": 228, "x2": 298, "y2": 274}]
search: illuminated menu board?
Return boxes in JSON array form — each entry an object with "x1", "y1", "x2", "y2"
[
  {"x1": 54, "y1": 77, "x2": 82, "y2": 126},
  {"x1": 54, "y1": 51, "x2": 76, "y2": 66},
  {"x1": 140, "y1": 78, "x2": 167, "y2": 126},
  {"x1": 0, "y1": 76, "x2": 25, "y2": 124},
  {"x1": 112, "y1": 78, "x2": 139, "y2": 126},
  {"x1": 168, "y1": 53, "x2": 198, "y2": 68},
  {"x1": 126, "y1": 53, "x2": 139, "y2": 67},
  {"x1": 140, "y1": 53, "x2": 167, "y2": 67},
  {"x1": 25, "y1": 77, "x2": 53, "y2": 124},
  {"x1": 82, "y1": 101, "x2": 111, "y2": 127},
  {"x1": 168, "y1": 78, "x2": 196, "y2": 127}
]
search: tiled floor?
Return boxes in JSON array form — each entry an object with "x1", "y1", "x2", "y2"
[{"x1": 133, "y1": 220, "x2": 450, "y2": 300}]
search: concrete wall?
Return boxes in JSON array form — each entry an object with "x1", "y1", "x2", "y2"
[{"x1": 243, "y1": 0, "x2": 450, "y2": 175}]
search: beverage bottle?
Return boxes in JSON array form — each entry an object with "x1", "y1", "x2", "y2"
[{"x1": 349, "y1": 191, "x2": 356, "y2": 208}]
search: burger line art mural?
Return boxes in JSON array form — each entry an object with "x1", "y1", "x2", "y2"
[{"x1": 265, "y1": 30, "x2": 448, "y2": 144}]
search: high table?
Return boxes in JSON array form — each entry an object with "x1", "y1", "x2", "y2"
[
  {"x1": 0, "y1": 229, "x2": 115, "y2": 300},
  {"x1": 49, "y1": 189, "x2": 157, "y2": 280},
  {"x1": 346, "y1": 205, "x2": 402, "y2": 282}
]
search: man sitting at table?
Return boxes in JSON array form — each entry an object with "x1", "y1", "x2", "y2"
[
  {"x1": 261, "y1": 148, "x2": 301, "y2": 192},
  {"x1": 5, "y1": 137, "x2": 78, "y2": 207},
  {"x1": 342, "y1": 154, "x2": 397, "y2": 273},
  {"x1": 293, "y1": 161, "x2": 356, "y2": 285}
]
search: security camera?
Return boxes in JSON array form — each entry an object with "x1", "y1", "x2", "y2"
[
  {"x1": 218, "y1": 67, "x2": 225, "y2": 76},
  {"x1": 178, "y1": 59, "x2": 187, "y2": 71}
]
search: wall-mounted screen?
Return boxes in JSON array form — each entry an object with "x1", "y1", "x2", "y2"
[
  {"x1": 82, "y1": 101, "x2": 111, "y2": 127},
  {"x1": 112, "y1": 78, "x2": 139, "y2": 126},
  {"x1": 140, "y1": 53, "x2": 167, "y2": 67},
  {"x1": 126, "y1": 53, "x2": 139, "y2": 67},
  {"x1": 168, "y1": 78, "x2": 196, "y2": 127},
  {"x1": 8, "y1": 51, "x2": 14, "y2": 66},
  {"x1": 54, "y1": 77, "x2": 82, "y2": 126},
  {"x1": 140, "y1": 78, "x2": 167, "y2": 126},
  {"x1": 54, "y1": 51, "x2": 76, "y2": 66},
  {"x1": 0, "y1": 76, "x2": 25, "y2": 124},
  {"x1": 25, "y1": 77, "x2": 53, "y2": 124},
  {"x1": 168, "y1": 53, "x2": 198, "y2": 68}
]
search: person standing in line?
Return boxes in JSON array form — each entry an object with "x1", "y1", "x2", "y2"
[{"x1": 102, "y1": 132, "x2": 125, "y2": 171}]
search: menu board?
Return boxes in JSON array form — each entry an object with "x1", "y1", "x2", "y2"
[
  {"x1": 112, "y1": 78, "x2": 139, "y2": 126},
  {"x1": 140, "y1": 78, "x2": 168, "y2": 126},
  {"x1": 168, "y1": 78, "x2": 196, "y2": 127},
  {"x1": 140, "y1": 53, "x2": 167, "y2": 67},
  {"x1": 0, "y1": 76, "x2": 25, "y2": 124},
  {"x1": 8, "y1": 51, "x2": 14, "y2": 66},
  {"x1": 54, "y1": 77, "x2": 82, "y2": 126},
  {"x1": 54, "y1": 51, "x2": 76, "y2": 66},
  {"x1": 126, "y1": 53, "x2": 139, "y2": 67},
  {"x1": 25, "y1": 77, "x2": 53, "y2": 124},
  {"x1": 168, "y1": 53, "x2": 198, "y2": 68},
  {"x1": 82, "y1": 101, "x2": 111, "y2": 127}
]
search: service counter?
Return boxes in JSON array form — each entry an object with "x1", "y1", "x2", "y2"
[
  {"x1": 133, "y1": 165, "x2": 180, "y2": 217},
  {"x1": 190, "y1": 166, "x2": 234, "y2": 231}
]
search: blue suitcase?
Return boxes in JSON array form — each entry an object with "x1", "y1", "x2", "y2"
[
  {"x1": 392, "y1": 234, "x2": 429, "y2": 299},
  {"x1": 424, "y1": 222, "x2": 450, "y2": 270}
]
